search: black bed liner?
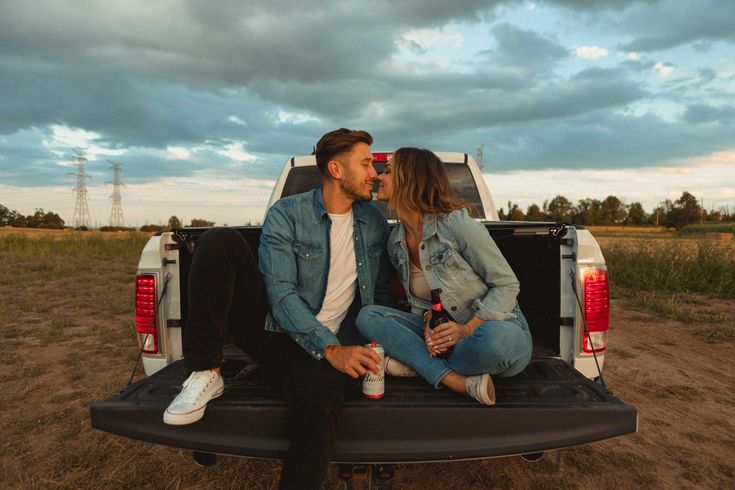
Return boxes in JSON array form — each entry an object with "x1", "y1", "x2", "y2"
[{"x1": 90, "y1": 356, "x2": 637, "y2": 463}]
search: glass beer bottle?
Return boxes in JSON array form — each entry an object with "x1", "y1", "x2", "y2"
[{"x1": 429, "y1": 288, "x2": 454, "y2": 358}]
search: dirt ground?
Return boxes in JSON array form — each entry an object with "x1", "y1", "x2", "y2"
[{"x1": 1, "y1": 232, "x2": 734, "y2": 489}]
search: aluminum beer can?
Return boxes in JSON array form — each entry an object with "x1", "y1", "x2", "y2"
[{"x1": 362, "y1": 342, "x2": 385, "y2": 399}]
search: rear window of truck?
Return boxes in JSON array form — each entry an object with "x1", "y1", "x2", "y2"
[{"x1": 281, "y1": 162, "x2": 484, "y2": 219}]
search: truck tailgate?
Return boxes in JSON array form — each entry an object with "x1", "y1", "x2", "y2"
[{"x1": 90, "y1": 357, "x2": 637, "y2": 463}]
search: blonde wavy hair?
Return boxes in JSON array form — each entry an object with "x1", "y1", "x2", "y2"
[{"x1": 388, "y1": 147, "x2": 467, "y2": 219}]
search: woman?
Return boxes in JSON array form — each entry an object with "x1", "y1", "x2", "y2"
[{"x1": 356, "y1": 148, "x2": 532, "y2": 405}]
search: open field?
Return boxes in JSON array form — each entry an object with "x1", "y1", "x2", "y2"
[
  {"x1": 1, "y1": 232, "x2": 734, "y2": 489},
  {"x1": 587, "y1": 226, "x2": 678, "y2": 239},
  {"x1": 588, "y1": 224, "x2": 735, "y2": 240}
]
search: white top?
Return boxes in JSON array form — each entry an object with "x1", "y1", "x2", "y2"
[
  {"x1": 316, "y1": 210, "x2": 358, "y2": 334},
  {"x1": 409, "y1": 262, "x2": 431, "y2": 302}
]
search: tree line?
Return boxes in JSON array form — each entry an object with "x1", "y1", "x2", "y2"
[
  {"x1": 498, "y1": 191, "x2": 733, "y2": 230},
  {"x1": 138, "y1": 216, "x2": 216, "y2": 232},
  {"x1": 0, "y1": 204, "x2": 217, "y2": 231},
  {"x1": 0, "y1": 204, "x2": 65, "y2": 229},
  {"x1": 3, "y1": 190, "x2": 732, "y2": 232}
]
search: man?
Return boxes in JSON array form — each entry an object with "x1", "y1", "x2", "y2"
[{"x1": 163, "y1": 128, "x2": 393, "y2": 489}]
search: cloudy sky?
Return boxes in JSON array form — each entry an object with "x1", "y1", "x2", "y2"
[{"x1": 1, "y1": 0, "x2": 733, "y2": 226}]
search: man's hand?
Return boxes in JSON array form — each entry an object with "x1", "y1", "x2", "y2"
[{"x1": 324, "y1": 345, "x2": 381, "y2": 379}]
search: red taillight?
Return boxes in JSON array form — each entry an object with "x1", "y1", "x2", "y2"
[
  {"x1": 372, "y1": 152, "x2": 392, "y2": 162},
  {"x1": 582, "y1": 268, "x2": 609, "y2": 354},
  {"x1": 135, "y1": 274, "x2": 159, "y2": 354}
]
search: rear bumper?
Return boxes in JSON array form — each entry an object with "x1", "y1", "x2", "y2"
[{"x1": 91, "y1": 358, "x2": 637, "y2": 463}]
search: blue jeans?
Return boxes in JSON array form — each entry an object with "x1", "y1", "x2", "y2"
[{"x1": 356, "y1": 305, "x2": 533, "y2": 388}]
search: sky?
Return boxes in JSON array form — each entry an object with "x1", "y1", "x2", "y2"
[{"x1": 1, "y1": 0, "x2": 733, "y2": 227}]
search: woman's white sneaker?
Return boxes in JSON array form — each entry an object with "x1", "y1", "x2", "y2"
[
  {"x1": 465, "y1": 373, "x2": 496, "y2": 406},
  {"x1": 163, "y1": 369, "x2": 224, "y2": 425},
  {"x1": 384, "y1": 356, "x2": 417, "y2": 377}
]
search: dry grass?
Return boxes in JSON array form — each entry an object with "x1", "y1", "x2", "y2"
[
  {"x1": 0, "y1": 226, "x2": 151, "y2": 240},
  {"x1": 588, "y1": 226, "x2": 676, "y2": 239},
  {"x1": 600, "y1": 237, "x2": 735, "y2": 299}
]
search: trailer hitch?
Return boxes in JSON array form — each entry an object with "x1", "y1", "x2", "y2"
[{"x1": 338, "y1": 464, "x2": 395, "y2": 489}]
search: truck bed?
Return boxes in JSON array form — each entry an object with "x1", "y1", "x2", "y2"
[{"x1": 90, "y1": 355, "x2": 637, "y2": 463}]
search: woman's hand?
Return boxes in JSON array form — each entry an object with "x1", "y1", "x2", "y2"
[
  {"x1": 428, "y1": 321, "x2": 468, "y2": 351},
  {"x1": 424, "y1": 322, "x2": 445, "y2": 356},
  {"x1": 424, "y1": 315, "x2": 484, "y2": 355}
]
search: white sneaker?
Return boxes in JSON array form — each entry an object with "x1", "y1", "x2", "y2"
[
  {"x1": 163, "y1": 370, "x2": 224, "y2": 425},
  {"x1": 384, "y1": 356, "x2": 417, "y2": 377},
  {"x1": 465, "y1": 373, "x2": 496, "y2": 406}
]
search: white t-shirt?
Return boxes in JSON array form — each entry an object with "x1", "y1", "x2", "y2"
[
  {"x1": 316, "y1": 210, "x2": 358, "y2": 334},
  {"x1": 409, "y1": 262, "x2": 431, "y2": 302}
]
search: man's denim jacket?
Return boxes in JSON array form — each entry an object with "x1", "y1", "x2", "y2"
[
  {"x1": 389, "y1": 208, "x2": 521, "y2": 325},
  {"x1": 259, "y1": 188, "x2": 393, "y2": 360}
]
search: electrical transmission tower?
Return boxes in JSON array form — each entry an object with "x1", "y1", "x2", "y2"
[
  {"x1": 476, "y1": 144, "x2": 486, "y2": 170},
  {"x1": 107, "y1": 161, "x2": 126, "y2": 227},
  {"x1": 68, "y1": 149, "x2": 92, "y2": 229}
]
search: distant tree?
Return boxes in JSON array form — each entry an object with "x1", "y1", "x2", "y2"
[
  {"x1": 26, "y1": 208, "x2": 65, "y2": 229},
  {"x1": 0, "y1": 204, "x2": 10, "y2": 226},
  {"x1": 625, "y1": 202, "x2": 647, "y2": 225},
  {"x1": 506, "y1": 201, "x2": 525, "y2": 221},
  {"x1": 704, "y1": 209, "x2": 722, "y2": 222},
  {"x1": 573, "y1": 198, "x2": 602, "y2": 225},
  {"x1": 497, "y1": 207, "x2": 507, "y2": 220},
  {"x1": 648, "y1": 202, "x2": 668, "y2": 226},
  {"x1": 100, "y1": 226, "x2": 134, "y2": 232},
  {"x1": 140, "y1": 224, "x2": 165, "y2": 232},
  {"x1": 664, "y1": 191, "x2": 702, "y2": 229},
  {"x1": 544, "y1": 195, "x2": 573, "y2": 222},
  {"x1": 8, "y1": 209, "x2": 27, "y2": 227},
  {"x1": 598, "y1": 195, "x2": 626, "y2": 225},
  {"x1": 0, "y1": 204, "x2": 27, "y2": 227},
  {"x1": 40, "y1": 210, "x2": 64, "y2": 229},
  {"x1": 167, "y1": 215, "x2": 182, "y2": 230},
  {"x1": 718, "y1": 206, "x2": 733, "y2": 222},
  {"x1": 525, "y1": 203, "x2": 545, "y2": 221},
  {"x1": 189, "y1": 218, "x2": 215, "y2": 227}
]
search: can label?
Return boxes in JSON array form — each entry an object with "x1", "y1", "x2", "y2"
[{"x1": 362, "y1": 342, "x2": 385, "y2": 399}]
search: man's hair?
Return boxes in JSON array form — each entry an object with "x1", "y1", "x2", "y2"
[
  {"x1": 389, "y1": 147, "x2": 466, "y2": 218},
  {"x1": 314, "y1": 128, "x2": 373, "y2": 174}
]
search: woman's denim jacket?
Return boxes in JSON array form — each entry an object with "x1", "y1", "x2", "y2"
[
  {"x1": 389, "y1": 208, "x2": 520, "y2": 324},
  {"x1": 259, "y1": 188, "x2": 393, "y2": 360}
]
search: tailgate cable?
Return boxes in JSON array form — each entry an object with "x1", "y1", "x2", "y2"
[
  {"x1": 570, "y1": 270, "x2": 606, "y2": 388},
  {"x1": 127, "y1": 272, "x2": 171, "y2": 386}
]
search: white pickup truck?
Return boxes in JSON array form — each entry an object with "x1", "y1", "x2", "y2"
[{"x1": 92, "y1": 151, "x2": 636, "y2": 475}]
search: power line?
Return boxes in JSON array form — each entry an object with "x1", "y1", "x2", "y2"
[
  {"x1": 107, "y1": 161, "x2": 126, "y2": 227},
  {"x1": 67, "y1": 149, "x2": 92, "y2": 228}
]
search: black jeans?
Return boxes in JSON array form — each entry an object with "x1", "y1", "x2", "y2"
[{"x1": 183, "y1": 227, "x2": 360, "y2": 490}]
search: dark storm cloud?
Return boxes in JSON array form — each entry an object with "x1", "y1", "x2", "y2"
[
  {"x1": 683, "y1": 104, "x2": 735, "y2": 125},
  {"x1": 617, "y1": 0, "x2": 735, "y2": 52},
  {"x1": 543, "y1": 0, "x2": 649, "y2": 9},
  {"x1": 0, "y1": 0, "x2": 497, "y2": 89},
  {"x1": 488, "y1": 23, "x2": 569, "y2": 70},
  {"x1": 369, "y1": 67, "x2": 646, "y2": 141},
  {"x1": 0, "y1": 130, "x2": 64, "y2": 186},
  {"x1": 477, "y1": 110, "x2": 735, "y2": 171},
  {"x1": 1, "y1": 0, "x2": 734, "y2": 191},
  {"x1": 0, "y1": 0, "x2": 504, "y2": 156}
]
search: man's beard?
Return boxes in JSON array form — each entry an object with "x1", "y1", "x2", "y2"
[{"x1": 341, "y1": 175, "x2": 373, "y2": 202}]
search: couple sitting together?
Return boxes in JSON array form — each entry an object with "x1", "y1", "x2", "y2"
[{"x1": 162, "y1": 128, "x2": 532, "y2": 489}]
